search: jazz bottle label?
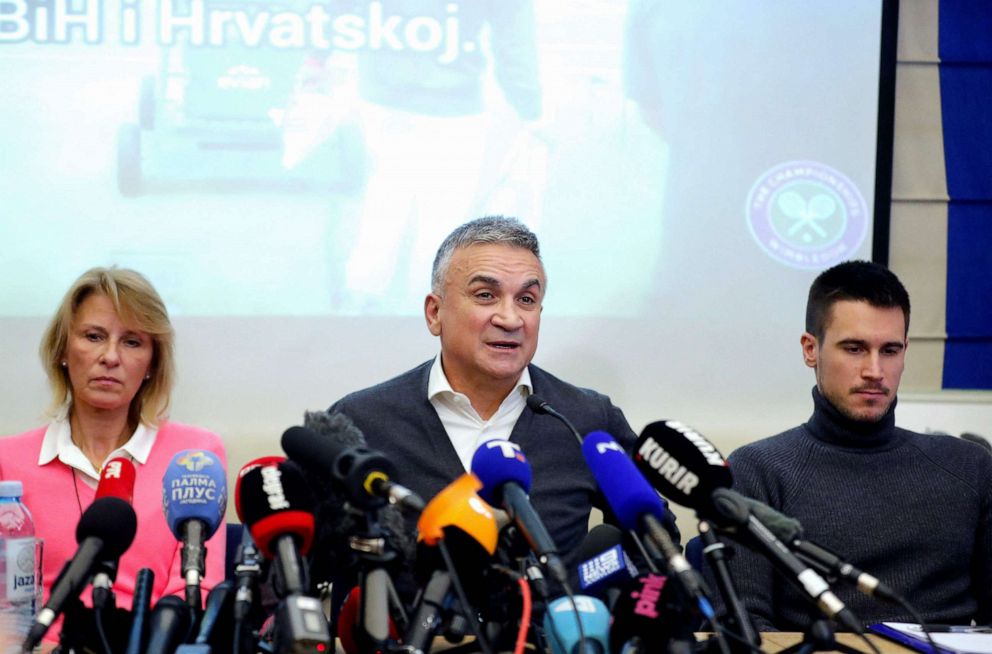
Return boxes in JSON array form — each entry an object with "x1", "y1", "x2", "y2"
[{"x1": 5, "y1": 537, "x2": 35, "y2": 600}]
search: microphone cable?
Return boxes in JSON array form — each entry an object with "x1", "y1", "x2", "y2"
[
  {"x1": 94, "y1": 602, "x2": 113, "y2": 654},
  {"x1": 438, "y1": 540, "x2": 494, "y2": 654},
  {"x1": 491, "y1": 565, "x2": 532, "y2": 654}
]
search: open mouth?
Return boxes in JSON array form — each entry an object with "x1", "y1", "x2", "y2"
[{"x1": 489, "y1": 342, "x2": 520, "y2": 350}]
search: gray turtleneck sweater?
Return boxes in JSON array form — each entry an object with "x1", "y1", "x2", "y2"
[{"x1": 722, "y1": 388, "x2": 992, "y2": 631}]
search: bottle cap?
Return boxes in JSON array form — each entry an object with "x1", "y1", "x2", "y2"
[{"x1": 0, "y1": 480, "x2": 24, "y2": 498}]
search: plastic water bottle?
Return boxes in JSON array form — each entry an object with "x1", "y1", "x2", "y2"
[{"x1": 0, "y1": 480, "x2": 36, "y2": 652}]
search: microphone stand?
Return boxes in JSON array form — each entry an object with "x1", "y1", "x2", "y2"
[
  {"x1": 349, "y1": 506, "x2": 406, "y2": 654},
  {"x1": 697, "y1": 521, "x2": 761, "y2": 654}
]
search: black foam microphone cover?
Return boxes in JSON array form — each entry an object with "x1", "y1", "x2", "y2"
[
  {"x1": 76, "y1": 496, "x2": 138, "y2": 558},
  {"x1": 633, "y1": 420, "x2": 732, "y2": 512},
  {"x1": 574, "y1": 524, "x2": 624, "y2": 563},
  {"x1": 145, "y1": 595, "x2": 195, "y2": 654}
]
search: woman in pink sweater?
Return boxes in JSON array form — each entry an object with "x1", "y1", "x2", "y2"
[{"x1": 0, "y1": 267, "x2": 226, "y2": 642}]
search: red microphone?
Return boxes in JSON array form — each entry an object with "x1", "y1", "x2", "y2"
[
  {"x1": 234, "y1": 456, "x2": 286, "y2": 522},
  {"x1": 96, "y1": 457, "x2": 137, "y2": 503},
  {"x1": 236, "y1": 461, "x2": 314, "y2": 597}
]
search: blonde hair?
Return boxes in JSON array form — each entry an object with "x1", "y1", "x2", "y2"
[{"x1": 40, "y1": 267, "x2": 175, "y2": 427}]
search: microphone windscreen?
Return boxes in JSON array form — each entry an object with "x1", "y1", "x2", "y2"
[
  {"x1": 238, "y1": 461, "x2": 315, "y2": 558},
  {"x1": 470, "y1": 439, "x2": 532, "y2": 505},
  {"x1": 145, "y1": 595, "x2": 194, "y2": 654},
  {"x1": 582, "y1": 431, "x2": 666, "y2": 532},
  {"x1": 76, "y1": 496, "x2": 138, "y2": 559},
  {"x1": 543, "y1": 595, "x2": 611, "y2": 654},
  {"x1": 95, "y1": 457, "x2": 136, "y2": 503},
  {"x1": 633, "y1": 420, "x2": 732, "y2": 510},
  {"x1": 609, "y1": 573, "x2": 693, "y2": 654},
  {"x1": 575, "y1": 524, "x2": 637, "y2": 594},
  {"x1": 574, "y1": 524, "x2": 623, "y2": 563},
  {"x1": 162, "y1": 449, "x2": 227, "y2": 540},
  {"x1": 304, "y1": 410, "x2": 366, "y2": 446},
  {"x1": 417, "y1": 473, "x2": 497, "y2": 555},
  {"x1": 235, "y1": 456, "x2": 286, "y2": 522}
]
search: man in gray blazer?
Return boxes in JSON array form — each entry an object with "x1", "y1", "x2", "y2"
[{"x1": 329, "y1": 215, "x2": 665, "y2": 564}]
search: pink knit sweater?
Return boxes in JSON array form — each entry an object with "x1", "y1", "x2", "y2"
[{"x1": 0, "y1": 421, "x2": 227, "y2": 639}]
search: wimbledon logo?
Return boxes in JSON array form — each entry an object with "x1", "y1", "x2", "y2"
[{"x1": 746, "y1": 161, "x2": 868, "y2": 269}]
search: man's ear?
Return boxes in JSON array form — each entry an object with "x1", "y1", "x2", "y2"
[
  {"x1": 800, "y1": 332, "x2": 818, "y2": 369},
  {"x1": 425, "y1": 294, "x2": 442, "y2": 336}
]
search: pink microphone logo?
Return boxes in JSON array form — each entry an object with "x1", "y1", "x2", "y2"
[{"x1": 629, "y1": 573, "x2": 667, "y2": 619}]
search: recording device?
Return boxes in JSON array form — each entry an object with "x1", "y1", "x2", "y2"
[
  {"x1": 144, "y1": 595, "x2": 195, "y2": 654},
  {"x1": 236, "y1": 460, "x2": 315, "y2": 597},
  {"x1": 274, "y1": 595, "x2": 333, "y2": 654},
  {"x1": 22, "y1": 478, "x2": 138, "y2": 650},
  {"x1": 471, "y1": 439, "x2": 569, "y2": 585},
  {"x1": 163, "y1": 449, "x2": 228, "y2": 611},
  {"x1": 525, "y1": 394, "x2": 584, "y2": 445},
  {"x1": 631, "y1": 420, "x2": 865, "y2": 632},
  {"x1": 282, "y1": 414, "x2": 425, "y2": 514},
  {"x1": 581, "y1": 431, "x2": 712, "y2": 619},
  {"x1": 92, "y1": 457, "x2": 137, "y2": 610},
  {"x1": 124, "y1": 568, "x2": 155, "y2": 654},
  {"x1": 542, "y1": 595, "x2": 611, "y2": 654}
]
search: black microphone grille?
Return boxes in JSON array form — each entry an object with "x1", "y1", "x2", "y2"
[
  {"x1": 304, "y1": 410, "x2": 366, "y2": 447},
  {"x1": 525, "y1": 394, "x2": 550, "y2": 414},
  {"x1": 76, "y1": 496, "x2": 137, "y2": 559}
]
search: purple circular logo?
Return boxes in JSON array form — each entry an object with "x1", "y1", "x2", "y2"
[{"x1": 746, "y1": 161, "x2": 868, "y2": 269}]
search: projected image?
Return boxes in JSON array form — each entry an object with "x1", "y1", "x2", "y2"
[{"x1": 0, "y1": 0, "x2": 879, "y2": 317}]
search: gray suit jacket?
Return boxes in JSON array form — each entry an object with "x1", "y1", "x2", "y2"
[{"x1": 328, "y1": 359, "x2": 649, "y2": 561}]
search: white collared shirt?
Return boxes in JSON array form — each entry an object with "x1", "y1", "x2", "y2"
[
  {"x1": 38, "y1": 407, "x2": 159, "y2": 487},
  {"x1": 428, "y1": 353, "x2": 533, "y2": 472}
]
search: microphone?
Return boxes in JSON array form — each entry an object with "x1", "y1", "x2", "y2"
[
  {"x1": 164, "y1": 449, "x2": 228, "y2": 612},
  {"x1": 124, "y1": 568, "x2": 155, "y2": 654},
  {"x1": 630, "y1": 421, "x2": 864, "y2": 632},
  {"x1": 236, "y1": 460, "x2": 315, "y2": 597},
  {"x1": 632, "y1": 420, "x2": 732, "y2": 512},
  {"x1": 22, "y1": 495, "x2": 138, "y2": 650},
  {"x1": 336, "y1": 587, "x2": 401, "y2": 654},
  {"x1": 234, "y1": 456, "x2": 286, "y2": 522},
  {"x1": 405, "y1": 474, "x2": 499, "y2": 654},
  {"x1": 96, "y1": 456, "x2": 137, "y2": 502},
  {"x1": 144, "y1": 595, "x2": 195, "y2": 654},
  {"x1": 726, "y1": 495, "x2": 902, "y2": 604},
  {"x1": 175, "y1": 580, "x2": 235, "y2": 654},
  {"x1": 575, "y1": 525, "x2": 638, "y2": 600},
  {"x1": 542, "y1": 595, "x2": 611, "y2": 654},
  {"x1": 283, "y1": 416, "x2": 425, "y2": 514},
  {"x1": 92, "y1": 457, "x2": 138, "y2": 609},
  {"x1": 470, "y1": 439, "x2": 568, "y2": 585},
  {"x1": 526, "y1": 395, "x2": 583, "y2": 445},
  {"x1": 608, "y1": 572, "x2": 696, "y2": 654},
  {"x1": 581, "y1": 431, "x2": 713, "y2": 620}
]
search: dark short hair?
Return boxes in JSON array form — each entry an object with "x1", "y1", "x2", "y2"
[
  {"x1": 805, "y1": 260, "x2": 910, "y2": 340},
  {"x1": 431, "y1": 216, "x2": 542, "y2": 294}
]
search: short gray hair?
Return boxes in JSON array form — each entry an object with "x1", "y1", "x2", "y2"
[{"x1": 431, "y1": 216, "x2": 542, "y2": 294}]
